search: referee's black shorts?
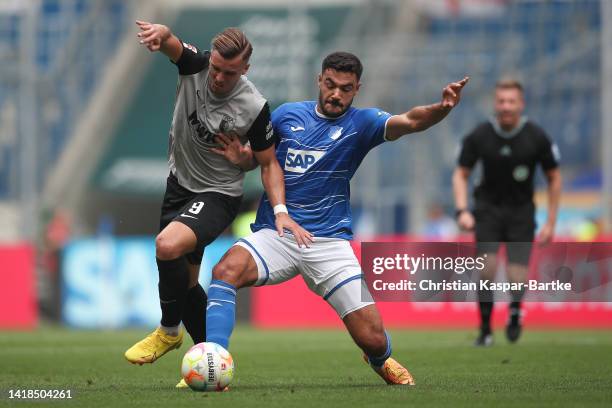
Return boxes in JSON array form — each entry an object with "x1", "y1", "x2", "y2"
[
  {"x1": 473, "y1": 200, "x2": 535, "y2": 266},
  {"x1": 159, "y1": 173, "x2": 242, "y2": 265}
]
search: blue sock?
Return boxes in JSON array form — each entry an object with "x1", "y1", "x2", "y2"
[
  {"x1": 205, "y1": 280, "x2": 237, "y2": 350},
  {"x1": 367, "y1": 331, "x2": 392, "y2": 368}
]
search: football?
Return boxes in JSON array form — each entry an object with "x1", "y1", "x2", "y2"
[{"x1": 181, "y1": 342, "x2": 234, "y2": 391}]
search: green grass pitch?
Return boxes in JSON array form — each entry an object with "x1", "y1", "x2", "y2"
[{"x1": 1, "y1": 327, "x2": 611, "y2": 407}]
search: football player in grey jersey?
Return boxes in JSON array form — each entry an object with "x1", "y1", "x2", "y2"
[{"x1": 125, "y1": 21, "x2": 313, "y2": 382}]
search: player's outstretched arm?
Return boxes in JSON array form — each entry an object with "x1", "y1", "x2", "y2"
[
  {"x1": 253, "y1": 147, "x2": 314, "y2": 247},
  {"x1": 135, "y1": 20, "x2": 182, "y2": 62},
  {"x1": 385, "y1": 77, "x2": 469, "y2": 141}
]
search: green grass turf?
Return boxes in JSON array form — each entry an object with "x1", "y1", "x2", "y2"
[{"x1": 1, "y1": 327, "x2": 611, "y2": 407}]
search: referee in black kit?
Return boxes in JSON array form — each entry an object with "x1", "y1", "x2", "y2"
[{"x1": 452, "y1": 79, "x2": 562, "y2": 346}]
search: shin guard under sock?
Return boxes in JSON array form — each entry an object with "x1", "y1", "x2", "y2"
[
  {"x1": 157, "y1": 256, "x2": 189, "y2": 327},
  {"x1": 205, "y1": 280, "x2": 237, "y2": 350}
]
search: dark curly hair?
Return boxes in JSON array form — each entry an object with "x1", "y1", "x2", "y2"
[{"x1": 322, "y1": 52, "x2": 363, "y2": 80}]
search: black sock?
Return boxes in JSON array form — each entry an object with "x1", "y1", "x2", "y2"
[
  {"x1": 182, "y1": 283, "x2": 207, "y2": 344},
  {"x1": 157, "y1": 256, "x2": 189, "y2": 328},
  {"x1": 509, "y1": 288, "x2": 525, "y2": 323},
  {"x1": 478, "y1": 289, "x2": 494, "y2": 333}
]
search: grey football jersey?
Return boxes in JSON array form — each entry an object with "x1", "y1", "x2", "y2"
[{"x1": 167, "y1": 41, "x2": 274, "y2": 196}]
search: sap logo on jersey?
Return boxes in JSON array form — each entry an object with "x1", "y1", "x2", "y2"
[{"x1": 285, "y1": 148, "x2": 325, "y2": 173}]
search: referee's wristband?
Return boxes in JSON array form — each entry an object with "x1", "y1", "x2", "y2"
[
  {"x1": 455, "y1": 208, "x2": 468, "y2": 219},
  {"x1": 273, "y1": 204, "x2": 288, "y2": 216}
]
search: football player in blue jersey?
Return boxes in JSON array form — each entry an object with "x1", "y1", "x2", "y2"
[{"x1": 208, "y1": 52, "x2": 468, "y2": 385}]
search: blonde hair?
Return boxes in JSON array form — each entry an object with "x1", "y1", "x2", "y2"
[
  {"x1": 211, "y1": 28, "x2": 252, "y2": 61},
  {"x1": 495, "y1": 79, "x2": 523, "y2": 93}
]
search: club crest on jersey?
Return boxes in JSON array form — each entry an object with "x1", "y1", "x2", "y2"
[
  {"x1": 329, "y1": 126, "x2": 343, "y2": 140},
  {"x1": 219, "y1": 114, "x2": 235, "y2": 133},
  {"x1": 513, "y1": 165, "x2": 530, "y2": 182},
  {"x1": 285, "y1": 148, "x2": 325, "y2": 173}
]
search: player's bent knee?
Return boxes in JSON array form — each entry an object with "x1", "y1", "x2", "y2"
[
  {"x1": 212, "y1": 246, "x2": 259, "y2": 288},
  {"x1": 155, "y1": 234, "x2": 183, "y2": 260},
  {"x1": 212, "y1": 259, "x2": 246, "y2": 288},
  {"x1": 156, "y1": 222, "x2": 198, "y2": 260}
]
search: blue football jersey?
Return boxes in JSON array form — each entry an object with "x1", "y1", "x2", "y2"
[{"x1": 251, "y1": 101, "x2": 392, "y2": 239}]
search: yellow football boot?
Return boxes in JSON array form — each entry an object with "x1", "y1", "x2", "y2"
[
  {"x1": 364, "y1": 355, "x2": 415, "y2": 385},
  {"x1": 124, "y1": 328, "x2": 183, "y2": 364},
  {"x1": 176, "y1": 378, "x2": 230, "y2": 392}
]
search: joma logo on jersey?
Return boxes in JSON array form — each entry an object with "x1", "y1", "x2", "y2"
[{"x1": 285, "y1": 148, "x2": 325, "y2": 173}]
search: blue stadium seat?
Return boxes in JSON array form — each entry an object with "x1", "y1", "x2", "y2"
[{"x1": 0, "y1": 0, "x2": 128, "y2": 198}]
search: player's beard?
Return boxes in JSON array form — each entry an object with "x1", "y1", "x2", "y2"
[{"x1": 318, "y1": 93, "x2": 352, "y2": 118}]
